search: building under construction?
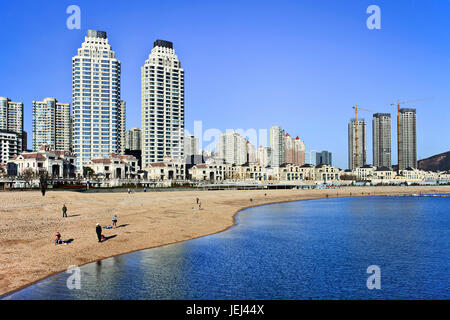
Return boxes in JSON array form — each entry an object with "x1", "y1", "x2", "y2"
[
  {"x1": 348, "y1": 119, "x2": 366, "y2": 170},
  {"x1": 373, "y1": 113, "x2": 392, "y2": 168},
  {"x1": 399, "y1": 108, "x2": 417, "y2": 170}
]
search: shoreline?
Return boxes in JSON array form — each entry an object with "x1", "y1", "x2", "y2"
[{"x1": 1, "y1": 186, "x2": 449, "y2": 298}]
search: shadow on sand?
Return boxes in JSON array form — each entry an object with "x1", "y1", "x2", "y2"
[
  {"x1": 101, "y1": 235, "x2": 117, "y2": 242},
  {"x1": 56, "y1": 239, "x2": 74, "y2": 245}
]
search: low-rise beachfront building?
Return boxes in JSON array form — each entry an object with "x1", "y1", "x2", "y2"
[
  {"x1": 247, "y1": 164, "x2": 276, "y2": 181},
  {"x1": 189, "y1": 163, "x2": 281, "y2": 183},
  {"x1": 399, "y1": 168, "x2": 420, "y2": 182},
  {"x1": 223, "y1": 163, "x2": 238, "y2": 180},
  {"x1": 144, "y1": 156, "x2": 185, "y2": 181},
  {"x1": 188, "y1": 163, "x2": 210, "y2": 181},
  {"x1": 437, "y1": 171, "x2": 450, "y2": 183},
  {"x1": 314, "y1": 164, "x2": 341, "y2": 182},
  {"x1": 397, "y1": 168, "x2": 439, "y2": 183},
  {"x1": 188, "y1": 162, "x2": 343, "y2": 184},
  {"x1": 189, "y1": 162, "x2": 229, "y2": 182},
  {"x1": 417, "y1": 170, "x2": 439, "y2": 182},
  {"x1": 356, "y1": 165, "x2": 376, "y2": 181},
  {"x1": 112, "y1": 153, "x2": 139, "y2": 175},
  {"x1": 372, "y1": 166, "x2": 394, "y2": 181},
  {"x1": 84, "y1": 153, "x2": 138, "y2": 179},
  {"x1": 256, "y1": 166, "x2": 277, "y2": 182},
  {"x1": 299, "y1": 164, "x2": 316, "y2": 181},
  {"x1": 350, "y1": 167, "x2": 444, "y2": 184},
  {"x1": 278, "y1": 164, "x2": 304, "y2": 182},
  {"x1": 232, "y1": 164, "x2": 277, "y2": 182},
  {"x1": 8, "y1": 145, "x2": 76, "y2": 178},
  {"x1": 274, "y1": 164, "x2": 341, "y2": 183}
]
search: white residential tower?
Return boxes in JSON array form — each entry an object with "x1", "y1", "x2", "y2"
[{"x1": 72, "y1": 30, "x2": 121, "y2": 170}]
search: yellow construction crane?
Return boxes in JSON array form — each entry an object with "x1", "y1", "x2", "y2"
[
  {"x1": 352, "y1": 105, "x2": 372, "y2": 168},
  {"x1": 390, "y1": 98, "x2": 431, "y2": 172}
]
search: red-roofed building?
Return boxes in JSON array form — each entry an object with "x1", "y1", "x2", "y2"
[
  {"x1": 7, "y1": 146, "x2": 76, "y2": 178},
  {"x1": 145, "y1": 156, "x2": 185, "y2": 181},
  {"x1": 285, "y1": 135, "x2": 305, "y2": 166},
  {"x1": 84, "y1": 153, "x2": 139, "y2": 179}
]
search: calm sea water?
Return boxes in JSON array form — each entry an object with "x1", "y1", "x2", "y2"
[{"x1": 3, "y1": 196, "x2": 449, "y2": 300}]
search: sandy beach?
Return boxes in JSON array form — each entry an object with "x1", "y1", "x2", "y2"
[{"x1": 0, "y1": 185, "x2": 449, "y2": 297}]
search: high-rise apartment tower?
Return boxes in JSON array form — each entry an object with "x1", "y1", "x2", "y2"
[
  {"x1": 141, "y1": 40, "x2": 184, "y2": 168},
  {"x1": 32, "y1": 98, "x2": 71, "y2": 151},
  {"x1": 72, "y1": 30, "x2": 121, "y2": 169}
]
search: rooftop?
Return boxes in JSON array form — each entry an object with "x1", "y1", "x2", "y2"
[
  {"x1": 87, "y1": 30, "x2": 107, "y2": 39},
  {"x1": 154, "y1": 40, "x2": 173, "y2": 49}
]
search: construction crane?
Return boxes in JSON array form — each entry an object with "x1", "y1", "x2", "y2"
[
  {"x1": 352, "y1": 105, "x2": 372, "y2": 169},
  {"x1": 390, "y1": 98, "x2": 431, "y2": 173}
]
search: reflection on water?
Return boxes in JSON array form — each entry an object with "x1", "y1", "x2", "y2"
[{"x1": 3, "y1": 196, "x2": 450, "y2": 300}]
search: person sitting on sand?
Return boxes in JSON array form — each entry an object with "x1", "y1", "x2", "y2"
[
  {"x1": 96, "y1": 223, "x2": 102, "y2": 242},
  {"x1": 198, "y1": 202, "x2": 202, "y2": 210},
  {"x1": 54, "y1": 232, "x2": 62, "y2": 245},
  {"x1": 112, "y1": 215, "x2": 118, "y2": 228}
]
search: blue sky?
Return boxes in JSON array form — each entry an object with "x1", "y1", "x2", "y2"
[{"x1": 0, "y1": 0, "x2": 449, "y2": 169}]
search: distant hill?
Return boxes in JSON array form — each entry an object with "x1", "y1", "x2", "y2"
[{"x1": 418, "y1": 151, "x2": 450, "y2": 172}]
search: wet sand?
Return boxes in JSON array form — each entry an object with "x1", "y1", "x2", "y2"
[{"x1": 0, "y1": 185, "x2": 449, "y2": 296}]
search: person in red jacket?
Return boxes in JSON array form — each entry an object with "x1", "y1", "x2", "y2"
[{"x1": 54, "y1": 232, "x2": 62, "y2": 245}]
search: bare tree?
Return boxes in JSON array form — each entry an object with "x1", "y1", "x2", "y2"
[
  {"x1": 22, "y1": 168, "x2": 35, "y2": 187},
  {"x1": 39, "y1": 169, "x2": 49, "y2": 196}
]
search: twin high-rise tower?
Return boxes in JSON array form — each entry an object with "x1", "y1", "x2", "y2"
[{"x1": 71, "y1": 32, "x2": 184, "y2": 170}]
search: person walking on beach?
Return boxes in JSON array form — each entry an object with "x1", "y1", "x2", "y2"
[
  {"x1": 62, "y1": 204, "x2": 67, "y2": 218},
  {"x1": 196, "y1": 197, "x2": 199, "y2": 204},
  {"x1": 112, "y1": 215, "x2": 118, "y2": 228},
  {"x1": 96, "y1": 223, "x2": 102, "y2": 242},
  {"x1": 198, "y1": 202, "x2": 202, "y2": 210}
]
